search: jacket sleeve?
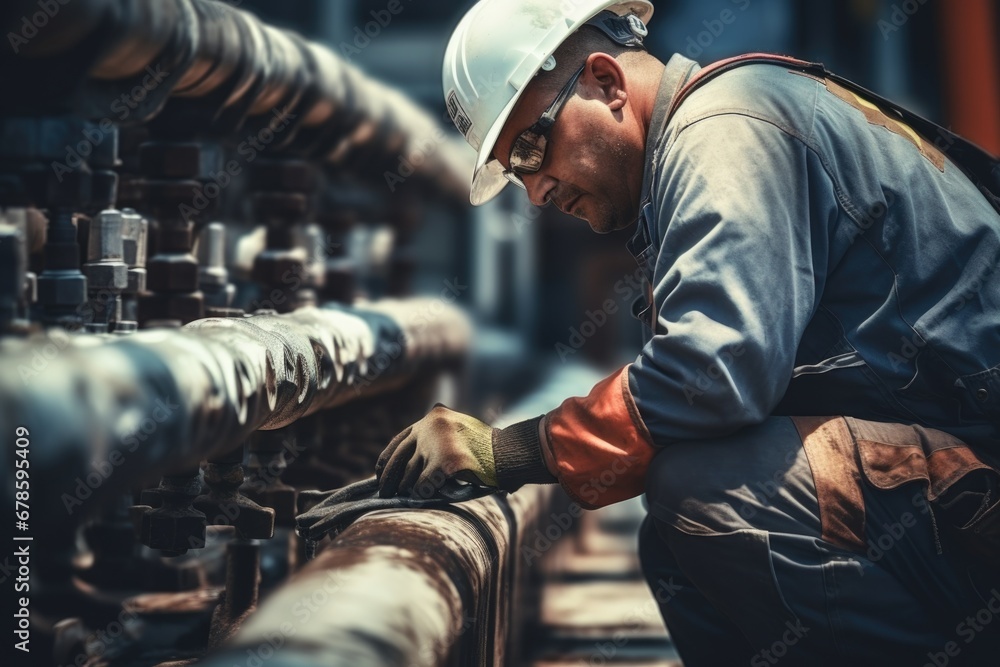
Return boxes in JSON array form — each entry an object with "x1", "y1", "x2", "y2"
[{"x1": 530, "y1": 114, "x2": 840, "y2": 509}]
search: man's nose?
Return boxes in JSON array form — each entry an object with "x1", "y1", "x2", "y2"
[{"x1": 522, "y1": 171, "x2": 555, "y2": 208}]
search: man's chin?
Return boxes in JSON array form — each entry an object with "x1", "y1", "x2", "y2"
[{"x1": 586, "y1": 210, "x2": 626, "y2": 234}]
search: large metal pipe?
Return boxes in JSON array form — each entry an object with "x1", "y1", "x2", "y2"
[
  {"x1": 198, "y1": 485, "x2": 555, "y2": 667},
  {"x1": 0, "y1": 0, "x2": 471, "y2": 195},
  {"x1": 0, "y1": 299, "x2": 470, "y2": 536}
]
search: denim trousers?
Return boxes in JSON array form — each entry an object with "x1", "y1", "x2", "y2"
[{"x1": 638, "y1": 416, "x2": 1000, "y2": 667}]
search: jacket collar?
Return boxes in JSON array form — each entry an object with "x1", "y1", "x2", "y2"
[
  {"x1": 628, "y1": 53, "x2": 701, "y2": 259},
  {"x1": 640, "y1": 53, "x2": 701, "y2": 204}
]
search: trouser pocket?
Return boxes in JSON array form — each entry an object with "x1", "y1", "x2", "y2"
[
  {"x1": 936, "y1": 468, "x2": 1000, "y2": 567},
  {"x1": 846, "y1": 417, "x2": 1000, "y2": 566}
]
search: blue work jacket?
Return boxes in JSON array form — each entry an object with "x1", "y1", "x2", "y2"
[{"x1": 626, "y1": 54, "x2": 1000, "y2": 460}]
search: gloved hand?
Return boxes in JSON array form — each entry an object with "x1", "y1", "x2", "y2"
[{"x1": 375, "y1": 405, "x2": 556, "y2": 498}]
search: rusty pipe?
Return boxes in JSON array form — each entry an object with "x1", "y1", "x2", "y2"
[{"x1": 197, "y1": 486, "x2": 554, "y2": 667}]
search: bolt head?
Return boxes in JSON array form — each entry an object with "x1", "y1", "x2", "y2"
[
  {"x1": 88, "y1": 209, "x2": 125, "y2": 262},
  {"x1": 127, "y1": 267, "x2": 147, "y2": 294},
  {"x1": 252, "y1": 249, "x2": 307, "y2": 288},
  {"x1": 37, "y1": 272, "x2": 87, "y2": 306},
  {"x1": 148, "y1": 255, "x2": 199, "y2": 292},
  {"x1": 138, "y1": 292, "x2": 204, "y2": 326},
  {"x1": 140, "y1": 507, "x2": 207, "y2": 553},
  {"x1": 84, "y1": 263, "x2": 128, "y2": 290}
]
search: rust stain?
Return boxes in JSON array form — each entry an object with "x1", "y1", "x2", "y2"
[
  {"x1": 127, "y1": 587, "x2": 222, "y2": 614},
  {"x1": 826, "y1": 77, "x2": 946, "y2": 171}
]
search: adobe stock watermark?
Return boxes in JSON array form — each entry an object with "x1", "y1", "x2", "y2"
[
  {"x1": 520, "y1": 502, "x2": 586, "y2": 565},
  {"x1": 7, "y1": 0, "x2": 72, "y2": 54},
  {"x1": 244, "y1": 234, "x2": 344, "y2": 314},
  {"x1": 681, "y1": 342, "x2": 747, "y2": 406},
  {"x1": 684, "y1": 0, "x2": 752, "y2": 60},
  {"x1": 384, "y1": 119, "x2": 450, "y2": 192},
  {"x1": 750, "y1": 620, "x2": 810, "y2": 666},
  {"x1": 16, "y1": 328, "x2": 72, "y2": 384},
  {"x1": 178, "y1": 105, "x2": 296, "y2": 222},
  {"x1": 555, "y1": 266, "x2": 647, "y2": 362},
  {"x1": 520, "y1": 453, "x2": 640, "y2": 565},
  {"x1": 858, "y1": 490, "x2": 933, "y2": 573},
  {"x1": 385, "y1": 72, "x2": 502, "y2": 192},
  {"x1": 61, "y1": 397, "x2": 180, "y2": 514},
  {"x1": 735, "y1": 447, "x2": 799, "y2": 521},
  {"x1": 583, "y1": 576, "x2": 682, "y2": 666},
  {"x1": 886, "y1": 254, "x2": 997, "y2": 374},
  {"x1": 51, "y1": 64, "x2": 170, "y2": 182},
  {"x1": 878, "y1": 0, "x2": 930, "y2": 40},
  {"x1": 351, "y1": 277, "x2": 468, "y2": 393},
  {"x1": 59, "y1": 604, "x2": 140, "y2": 667},
  {"x1": 924, "y1": 588, "x2": 1000, "y2": 667},
  {"x1": 338, "y1": 0, "x2": 413, "y2": 61},
  {"x1": 233, "y1": 569, "x2": 356, "y2": 667}
]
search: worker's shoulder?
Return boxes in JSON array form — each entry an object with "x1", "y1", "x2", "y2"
[{"x1": 668, "y1": 61, "x2": 822, "y2": 139}]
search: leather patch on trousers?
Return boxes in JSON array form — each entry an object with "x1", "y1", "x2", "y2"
[
  {"x1": 845, "y1": 418, "x2": 993, "y2": 501},
  {"x1": 843, "y1": 417, "x2": 1000, "y2": 565},
  {"x1": 791, "y1": 416, "x2": 867, "y2": 553}
]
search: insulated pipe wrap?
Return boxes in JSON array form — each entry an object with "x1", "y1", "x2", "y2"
[{"x1": 0, "y1": 299, "x2": 471, "y2": 535}]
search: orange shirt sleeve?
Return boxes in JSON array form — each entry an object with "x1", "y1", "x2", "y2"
[{"x1": 543, "y1": 364, "x2": 657, "y2": 509}]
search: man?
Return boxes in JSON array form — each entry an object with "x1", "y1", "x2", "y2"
[{"x1": 376, "y1": 1, "x2": 1000, "y2": 664}]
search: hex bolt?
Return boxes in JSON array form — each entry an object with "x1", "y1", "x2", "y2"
[
  {"x1": 243, "y1": 430, "x2": 298, "y2": 527},
  {"x1": 36, "y1": 208, "x2": 88, "y2": 327},
  {"x1": 117, "y1": 209, "x2": 147, "y2": 333},
  {"x1": 136, "y1": 141, "x2": 208, "y2": 326},
  {"x1": 134, "y1": 472, "x2": 207, "y2": 556},
  {"x1": 83, "y1": 209, "x2": 129, "y2": 332},
  {"x1": 86, "y1": 209, "x2": 125, "y2": 264},
  {"x1": 193, "y1": 443, "x2": 275, "y2": 540},
  {"x1": 198, "y1": 222, "x2": 235, "y2": 308},
  {"x1": 121, "y1": 208, "x2": 149, "y2": 271}
]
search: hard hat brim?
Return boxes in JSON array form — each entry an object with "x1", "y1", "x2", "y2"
[
  {"x1": 469, "y1": 89, "x2": 525, "y2": 206},
  {"x1": 465, "y1": 0, "x2": 654, "y2": 206}
]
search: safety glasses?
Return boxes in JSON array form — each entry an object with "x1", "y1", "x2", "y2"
[{"x1": 502, "y1": 64, "x2": 586, "y2": 189}]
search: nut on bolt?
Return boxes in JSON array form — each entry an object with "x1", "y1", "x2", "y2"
[
  {"x1": 84, "y1": 209, "x2": 129, "y2": 291},
  {"x1": 139, "y1": 142, "x2": 202, "y2": 179},
  {"x1": 121, "y1": 209, "x2": 149, "y2": 269},
  {"x1": 139, "y1": 505, "x2": 207, "y2": 555},
  {"x1": 138, "y1": 292, "x2": 204, "y2": 326},
  {"x1": 252, "y1": 249, "x2": 307, "y2": 287},
  {"x1": 87, "y1": 209, "x2": 125, "y2": 263},
  {"x1": 147, "y1": 254, "x2": 200, "y2": 292},
  {"x1": 36, "y1": 271, "x2": 87, "y2": 306},
  {"x1": 83, "y1": 263, "x2": 128, "y2": 291}
]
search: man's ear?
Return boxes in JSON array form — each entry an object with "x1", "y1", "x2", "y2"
[{"x1": 584, "y1": 52, "x2": 627, "y2": 112}]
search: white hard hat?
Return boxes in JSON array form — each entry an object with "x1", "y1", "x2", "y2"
[{"x1": 443, "y1": 0, "x2": 654, "y2": 205}]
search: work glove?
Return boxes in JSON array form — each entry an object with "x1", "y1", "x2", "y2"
[{"x1": 375, "y1": 404, "x2": 556, "y2": 498}]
